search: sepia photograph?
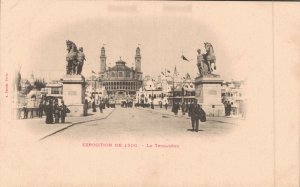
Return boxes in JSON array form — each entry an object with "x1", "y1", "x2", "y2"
[{"x1": 0, "y1": 1, "x2": 299, "y2": 186}]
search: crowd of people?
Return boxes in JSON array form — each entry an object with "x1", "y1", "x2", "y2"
[
  {"x1": 20, "y1": 107, "x2": 37, "y2": 119},
  {"x1": 224, "y1": 101, "x2": 232, "y2": 116},
  {"x1": 171, "y1": 100, "x2": 206, "y2": 132},
  {"x1": 44, "y1": 99, "x2": 70, "y2": 124},
  {"x1": 91, "y1": 99, "x2": 108, "y2": 113},
  {"x1": 135, "y1": 98, "x2": 207, "y2": 132}
]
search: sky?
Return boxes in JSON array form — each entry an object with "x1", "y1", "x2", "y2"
[{"x1": 2, "y1": 1, "x2": 273, "y2": 82}]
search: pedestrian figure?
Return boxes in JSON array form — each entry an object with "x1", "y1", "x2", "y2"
[
  {"x1": 53, "y1": 100, "x2": 60, "y2": 123},
  {"x1": 106, "y1": 99, "x2": 109, "y2": 108},
  {"x1": 172, "y1": 102, "x2": 179, "y2": 115},
  {"x1": 181, "y1": 102, "x2": 187, "y2": 115},
  {"x1": 99, "y1": 100, "x2": 103, "y2": 113},
  {"x1": 23, "y1": 106, "x2": 28, "y2": 119},
  {"x1": 102, "y1": 100, "x2": 106, "y2": 109},
  {"x1": 60, "y1": 101, "x2": 70, "y2": 123},
  {"x1": 159, "y1": 101, "x2": 162, "y2": 108},
  {"x1": 164, "y1": 100, "x2": 168, "y2": 110},
  {"x1": 189, "y1": 100, "x2": 202, "y2": 132},
  {"x1": 38, "y1": 102, "x2": 44, "y2": 118},
  {"x1": 224, "y1": 101, "x2": 228, "y2": 116},
  {"x1": 227, "y1": 101, "x2": 232, "y2": 116},
  {"x1": 45, "y1": 100, "x2": 54, "y2": 124},
  {"x1": 141, "y1": 99, "x2": 145, "y2": 108},
  {"x1": 29, "y1": 108, "x2": 33, "y2": 118},
  {"x1": 151, "y1": 101, "x2": 154, "y2": 109},
  {"x1": 84, "y1": 99, "x2": 88, "y2": 116},
  {"x1": 187, "y1": 101, "x2": 191, "y2": 117},
  {"x1": 92, "y1": 100, "x2": 96, "y2": 112}
]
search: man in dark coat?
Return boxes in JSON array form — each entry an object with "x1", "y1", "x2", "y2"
[
  {"x1": 83, "y1": 99, "x2": 88, "y2": 116},
  {"x1": 172, "y1": 102, "x2": 179, "y2": 115},
  {"x1": 189, "y1": 100, "x2": 202, "y2": 132},
  {"x1": 181, "y1": 102, "x2": 187, "y2": 115},
  {"x1": 60, "y1": 100, "x2": 69, "y2": 123},
  {"x1": 227, "y1": 101, "x2": 232, "y2": 116},
  {"x1": 92, "y1": 100, "x2": 96, "y2": 112},
  {"x1": 23, "y1": 107, "x2": 28, "y2": 119},
  {"x1": 45, "y1": 100, "x2": 54, "y2": 124},
  {"x1": 38, "y1": 101, "x2": 44, "y2": 118},
  {"x1": 187, "y1": 101, "x2": 191, "y2": 117},
  {"x1": 99, "y1": 100, "x2": 103, "y2": 113},
  {"x1": 53, "y1": 100, "x2": 60, "y2": 123},
  {"x1": 164, "y1": 100, "x2": 168, "y2": 110},
  {"x1": 151, "y1": 101, "x2": 154, "y2": 109}
]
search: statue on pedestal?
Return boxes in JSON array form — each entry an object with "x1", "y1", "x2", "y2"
[
  {"x1": 66, "y1": 40, "x2": 86, "y2": 75},
  {"x1": 77, "y1": 47, "x2": 86, "y2": 75},
  {"x1": 197, "y1": 49, "x2": 206, "y2": 76},
  {"x1": 197, "y1": 42, "x2": 217, "y2": 77}
]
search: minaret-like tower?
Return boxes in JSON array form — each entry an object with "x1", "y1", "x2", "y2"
[
  {"x1": 100, "y1": 46, "x2": 106, "y2": 73},
  {"x1": 135, "y1": 47, "x2": 141, "y2": 72}
]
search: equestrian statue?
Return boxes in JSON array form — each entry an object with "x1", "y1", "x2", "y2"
[
  {"x1": 66, "y1": 40, "x2": 86, "y2": 75},
  {"x1": 197, "y1": 42, "x2": 217, "y2": 77}
]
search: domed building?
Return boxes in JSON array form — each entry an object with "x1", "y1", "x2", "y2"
[{"x1": 98, "y1": 46, "x2": 143, "y2": 103}]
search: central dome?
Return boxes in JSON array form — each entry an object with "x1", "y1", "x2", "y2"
[{"x1": 116, "y1": 58, "x2": 126, "y2": 65}]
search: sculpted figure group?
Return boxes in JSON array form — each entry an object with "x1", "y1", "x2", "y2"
[
  {"x1": 197, "y1": 42, "x2": 217, "y2": 77},
  {"x1": 66, "y1": 40, "x2": 86, "y2": 75},
  {"x1": 65, "y1": 40, "x2": 215, "y2": 77}
]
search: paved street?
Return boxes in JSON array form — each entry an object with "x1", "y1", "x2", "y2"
[
  {"x1": 4, "y1": 106, "x2": 273, "y2": 187},
  {"x1": 42, "y1": 107, "x2": 239, "y2": 142}
]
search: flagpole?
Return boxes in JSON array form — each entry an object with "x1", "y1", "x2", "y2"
[{"x1": 172, "y1": 69, "x2": 175, "y2": 107}]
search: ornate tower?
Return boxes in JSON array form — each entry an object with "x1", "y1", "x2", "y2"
[
  {"x1": 135, "y1": 47, "x2": 141, "y2": 72},
  {"x1": 100, "y1": 46, "x2": 106, "y2": 73}
]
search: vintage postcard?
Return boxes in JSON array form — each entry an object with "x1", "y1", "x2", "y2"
[{"x1": 0, "y1": 1, "x2": 299, "y2": 186}]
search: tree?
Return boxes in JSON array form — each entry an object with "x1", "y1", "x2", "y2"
[
  {"x1": 22, "y1": 80, "x2": 33, "y2": 95},
  {"x1": 34, "y1": 79, "x2": 46, "y2": 90},
  {"x1": 15, "y1": 71, "x2": 22, "y2": 91}
]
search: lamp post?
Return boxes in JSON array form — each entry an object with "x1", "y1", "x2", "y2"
[
  {"x1": 182, "y1": 87, "x2": 184, "y2": 104},
  {"x1": 165, "y1": 72, "x2": 175, "y2": 106},
  {"x1": 172, "y1": 76, "x2": 175, "y2": 106},
  {"x1": 151, "y1": 85, "x2": 154, "y2": 109}
]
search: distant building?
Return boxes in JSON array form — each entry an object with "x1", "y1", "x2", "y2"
[
  {"x1": 136, "y1": 79, "x2": 163, "y2": 105},
  {"x1": 42, "y1": 81, "x2": 63, "y2": 102},
  {"x1": 85, "y1": 78, "x2": 108, "y2": 104},
  {"x1": 221, "y1": 80, "x2": 246, "y2": 116},
  {"x1": 166, "y1": 75, "x2": 196, "y2": 104},
  {"x1": 98, "y1": 46, "x2": 143, "y2": 103},
  {"x1": 136, "y1": 73, "x2": 196, "y2": 105}
]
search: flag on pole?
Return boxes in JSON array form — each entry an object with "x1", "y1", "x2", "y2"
[
  {"x1": 181, "y1": 55, "x2": 190, "y2": 62},
  {"x1": 92, "y1": 70, "x2": 96, "y2": 74},
  {"x1": 167, "y1": 70, "x2": 170, "y2": 73}
]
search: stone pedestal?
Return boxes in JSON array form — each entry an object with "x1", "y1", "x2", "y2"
[
  {"x1": 195, "y1": 75, "x2": 225, "y2": 117},
  {"x1": 62, "y1": 75, "x2": 86, "y2": 117}
]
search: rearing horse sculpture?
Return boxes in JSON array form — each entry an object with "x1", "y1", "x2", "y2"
[
  {"x1": 203, "y1": 42, "x2": 216, "y2": 73},
  {"x1": 66, "y1": 40, "x2": 79, "y2": 75}
]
